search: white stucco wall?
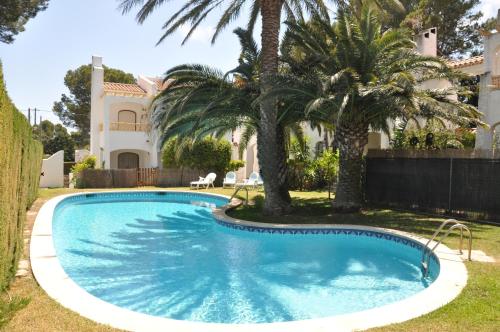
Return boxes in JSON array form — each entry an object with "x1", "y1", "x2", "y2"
[
  {"x1": 39, "y1": 150, "x2": 64, "y2": 188},
  {"x1": 75, "y1": 149, "x2": 90, "y2": 162},
  {"x1": 475, "y1": 29, "x2": 500, "y2": 149},
  {"x1": 90, "y1": 56, "x2": 161, "y2": 169}
]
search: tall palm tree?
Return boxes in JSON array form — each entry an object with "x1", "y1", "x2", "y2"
[
  {"x1": 270, "y1": 7, "x2": 482, "y2": 211},
  {"x1": 151, "y1": 28, "x2": 314, "y2": 165},
  {"x1": 119, "y1": 0, "x2": 333, "y2": 215}
]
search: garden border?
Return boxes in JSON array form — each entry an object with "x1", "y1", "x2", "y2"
[{"x1": 31, "y1": 190, "x2": 467, "y2": 332}]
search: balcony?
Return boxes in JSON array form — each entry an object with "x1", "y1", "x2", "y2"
[{"x1": 100, "y1": 122, "x2": 150, "y2": 132}]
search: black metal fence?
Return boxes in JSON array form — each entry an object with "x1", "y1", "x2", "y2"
[{"x1": 365, "y1": 150, "x2": 500, "y2": 222}]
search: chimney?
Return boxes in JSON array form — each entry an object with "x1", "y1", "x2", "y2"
[
  {"x1": 90, "y1": 56, "x2": 104, "y2": 164},
  {"x1": 416, "y1": 27, "x2": 437, "y2": 57},
  {"x1": 92, "y1": 55, "x2": 104, "y2": 86}
]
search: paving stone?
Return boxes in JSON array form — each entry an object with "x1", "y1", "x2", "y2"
[
  {"x1": 15, "y1": 269, "x2": 29, "y2": 277},
  {"x1": 461, "y1": 250, "x2": 496, "y2": 263},
  {"x1": 18, "y1": 260, "x2": 30, "y2": 270}
]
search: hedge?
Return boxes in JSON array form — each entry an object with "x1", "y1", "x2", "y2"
[{"x1": 0, "y1": 63, "x2": 43, "y2": 291}]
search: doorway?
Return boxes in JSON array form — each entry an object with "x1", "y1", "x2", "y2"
[{"x1": 118, "y1": 152, "x2": 139, "y2": 169}]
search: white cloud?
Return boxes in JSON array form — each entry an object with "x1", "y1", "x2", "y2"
[
  {"x1": 178, "y1": 24, "x2": 215, "y2": 44},
  {"x1": 479, "y1": 0, "x2": 499, "y2": 21}
]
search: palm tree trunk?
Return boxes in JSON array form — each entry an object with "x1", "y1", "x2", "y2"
[
  {"x1": 258, "y1": 0, "x2": 292, "y2": 215},
  {"x1": 332, "y1": 121, "x2": 369, "y2": 212}
]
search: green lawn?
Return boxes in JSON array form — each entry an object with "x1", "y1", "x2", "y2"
[{"x1": 1, "y1": 187, "x2": 498, "y2": 331}]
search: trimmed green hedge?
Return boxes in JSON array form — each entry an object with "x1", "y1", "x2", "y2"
[{"x1": 0, "y1": 63, "x2": 42, "y2": 291}]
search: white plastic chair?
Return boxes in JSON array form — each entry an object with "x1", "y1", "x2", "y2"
[
  {"x1": 223, "y1": 171, "x2": 237, "y2": 188},
  {"x1": 256, "y1": 174, "x2": 264, "y2": 188},
  {"x1": 238, "y1": 172, "x2": 262, "y2": 189},
  {"x1": 190, "y1": 172, "x2": 216, "y2": 189}
]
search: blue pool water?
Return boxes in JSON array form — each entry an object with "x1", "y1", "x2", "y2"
[{"x1": 52, "y1": 192, "x2": 439, "y2": 324}]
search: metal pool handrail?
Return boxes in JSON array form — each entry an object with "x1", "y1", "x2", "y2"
[
  {"x1": 421, "y1": 219, "x2": 472, "y2": 276},
  {"x1": 230, "y1": 186, "x2": 249, "y2": 206}
]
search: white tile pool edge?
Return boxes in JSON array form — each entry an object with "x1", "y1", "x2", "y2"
[{"x1": 30, "y1": 190, "x2": 467, "y2": 332}]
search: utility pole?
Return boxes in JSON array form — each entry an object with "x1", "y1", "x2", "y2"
[
  {"x1": 34, "y1": 108, "x2": 37, "y2": 125},
  {"x1": 28, "y1": 108, "x2": 31, "y2": 125}
]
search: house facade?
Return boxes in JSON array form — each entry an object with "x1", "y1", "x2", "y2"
[
  {"x1": 89, "y1": 54, "x2": 363, "y2": 174},
  {"x1": 90, "y1": 56, "x2": 162, "y2": 170},
  {"x1": 90, "y1": 56, "x2": 260, "y2": 176},
  {"x1": 470, "y1": 16, "x2": 500, "y2": 149}
]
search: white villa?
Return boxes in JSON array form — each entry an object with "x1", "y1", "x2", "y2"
[
  {"x1": 90, "y1": 13, "x2": 500, "y2": 172},
  {"x1": 90, "y1": 55, "x2": 321, "y2": 176}
]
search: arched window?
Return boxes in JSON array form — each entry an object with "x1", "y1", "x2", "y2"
[{"x1": 118, "y1": 110, "x2": 137, "y2": 131}]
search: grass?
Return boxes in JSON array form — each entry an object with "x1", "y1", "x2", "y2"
[{"x1": 1, "y1": 187, "x2": 498, "y2": 331}]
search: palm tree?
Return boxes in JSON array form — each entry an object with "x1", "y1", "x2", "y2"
[
  {"x1": 151, "y1": 28, "x2": 313, "y2": 166},
  {"x1": 269, "y1": 7, "x2": 482, "y2": 211},
  {"x1": 119, "y1": 0, "x2": 334, "y2": 215}
]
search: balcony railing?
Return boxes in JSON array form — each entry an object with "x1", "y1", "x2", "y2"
[{"x1": 107, "y1": 122, "x2": 150, "y2": 132}]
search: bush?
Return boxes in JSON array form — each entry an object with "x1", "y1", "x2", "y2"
[
  {"x1": 162, "y1": 137, "x2": 232, "y2": 182},
  {"x1": 0, "y1": 63, "x2": 43, "y2": 291},
  {"x1": 287, "y1": 137, "x2": 312, "y2": 190},
  {"x1": 227, "y1": 160, "x2": 245, "y2": 172},
  {"x1": 287, "y1": 136, "x2": 339, "y2": 192},
  {"x1": 71, "y1": 155, "x2": 96, "y2": 187},
  {"x1": 311, "y1": 149, "x2": 339, "y2": 198},
  {"x1": 391, "y1": 124, "x2": 475, "y2": 150}
]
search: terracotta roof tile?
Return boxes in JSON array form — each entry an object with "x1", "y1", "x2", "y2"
[
  {"x1": 447, "y1": 56, "x2": 484, "y2": 69},
  {"x1": 103, "y1": 82, "x2": 146, "y2": 95}
]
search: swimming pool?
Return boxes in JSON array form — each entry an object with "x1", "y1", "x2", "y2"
[{"x1": 31, "y1": 191, "x2": 467, "y2": 331}]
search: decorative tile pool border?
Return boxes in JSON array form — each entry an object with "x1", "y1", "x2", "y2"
[
  {"x1": 31, "y1": 190, "x2": 468, "y2": 332},
  {"x1": 213, "y1": 204, "x2": 440, "y2": 267},
  {"x1": 59, "y1": 191, "x2": 229, "y2": 207}
]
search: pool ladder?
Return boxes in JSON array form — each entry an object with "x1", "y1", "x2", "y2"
[
  {"x1": 230, "y1": 186, "x2": 249, "y2": 206},
  {"x1": 421, "y1": 219, "x2": 472, "y2": 277}
]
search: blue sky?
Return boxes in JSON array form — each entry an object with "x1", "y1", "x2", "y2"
[{"x1": 0, "y1": 0, "x2": 498, "y2": 125}]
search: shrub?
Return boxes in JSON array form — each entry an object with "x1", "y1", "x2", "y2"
[
  {"x1": 287, "y1": 136, "x2": 339, "y2": 192},
  {"x1": 0, "y1": 63, "x2": 43, "y2": 291},
  {"x1": 287, "y1": 137, "x2": 312, "y2": 190},
  {"x1": 227, "y1": 160, "x2": 245, "y2": 172},
  {"x1": 162, "y1": 137, "x2": 232, "y2": 183},
  {"x1": 71, "y1": 155, "x2": 96, "y2": 187},
  {"x1": 312, "y1": 149, "x2": 339, "y2": 198},
  {"x1": 391, "y1": 124, "x2": 475, "y2": 150}
]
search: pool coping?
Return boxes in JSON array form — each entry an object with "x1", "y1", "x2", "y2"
[{"x1": 30, "y1": 190, "x2": 468, "y2": 332}]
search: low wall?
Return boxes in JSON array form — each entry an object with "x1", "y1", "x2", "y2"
[
  {"x1": 77, "y1": 169, "x2": 137, "y2": 188},
  {"x1": 76, "y1": 167, "x2": 210, "y2": 188},
  {"x1": 40, "y1": 150, "x2": 64, "y2": 188},
  {"x1": 157, "y1": 168, "x2": 203, "y2": 187}
]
